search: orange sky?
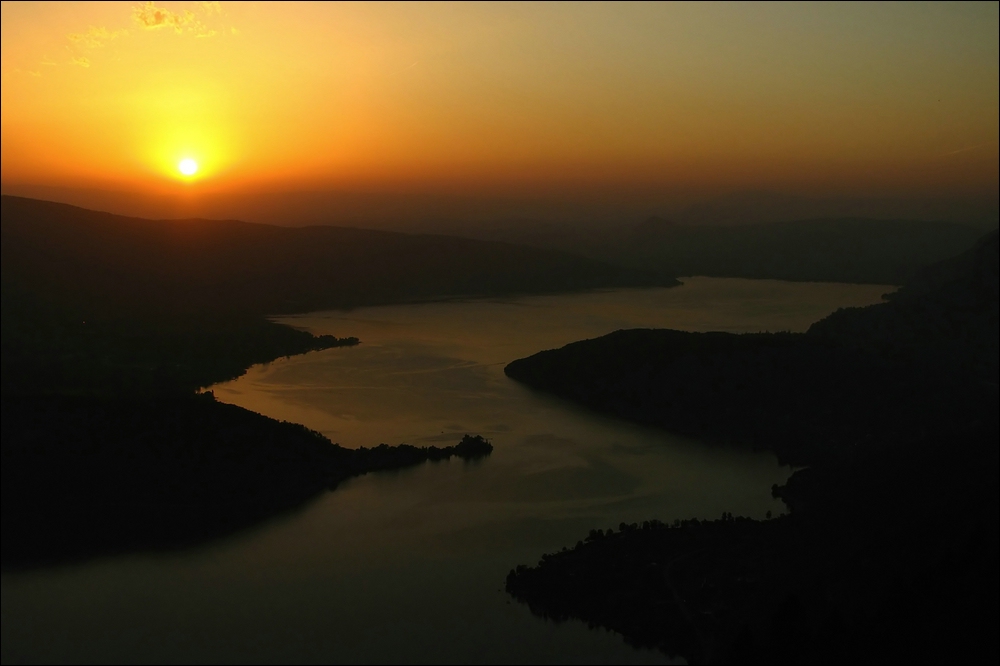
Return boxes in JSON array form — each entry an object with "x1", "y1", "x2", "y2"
[{"x1": 1, "y1": 1, "x2": 997, "y2": 224}]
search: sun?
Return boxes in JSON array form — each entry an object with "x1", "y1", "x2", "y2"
[{"x1": 178, "y1": 158, "x2": 198, "y2": 176}]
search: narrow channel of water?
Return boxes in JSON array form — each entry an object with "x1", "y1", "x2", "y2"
[{"x1": 1, "y1": 278, "x2": 890, "y2": 664}]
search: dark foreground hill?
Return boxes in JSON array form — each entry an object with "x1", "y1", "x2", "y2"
[
  {"x1": 1, "y1": 394, "x2": 493, "y2": 570},
  {"x1": 504, "y1": 230, "x2": 999, "y2": 663}
]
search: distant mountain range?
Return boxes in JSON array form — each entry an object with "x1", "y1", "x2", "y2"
[
  {"x1": 6, "y1": 184, "x2": 996, "y2": 232},
  {"x1": 432, "y1": 214, "x2": 989, "y2": 285},
  {"x1": 5, "y1": 188, "x2": 993, "y2": 285},
  {"x1": 1, "y1": 195, "x2": 669, "y2": 320},
  {"x1": 619, "y1": 216, "x2": 985, "y2": 284}
]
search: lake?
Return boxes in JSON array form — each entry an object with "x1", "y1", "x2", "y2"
[{"x1": 1, "y1": 278, "x2": 890, "y2": 664}]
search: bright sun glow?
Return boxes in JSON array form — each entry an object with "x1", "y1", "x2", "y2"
[{"x1": 178, "y1": 158, "x2": 198, "y2": 176}]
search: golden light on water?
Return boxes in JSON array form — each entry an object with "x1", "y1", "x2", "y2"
[{"x1": 178, "y1": 158, "x2": 198, "y2": 177}]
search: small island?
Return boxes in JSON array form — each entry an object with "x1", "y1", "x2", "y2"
[{"x1": 352, "y1": 434, "x2": 494, "y2": 473}]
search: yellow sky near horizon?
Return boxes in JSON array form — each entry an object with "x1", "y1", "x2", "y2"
[{"x1": 1, "y1": 1, "x2": 997, "y2": 204}]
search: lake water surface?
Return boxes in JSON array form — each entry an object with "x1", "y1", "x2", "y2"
[{"x1": 1, "y1": 278, "x2": 890, "y2": 664}]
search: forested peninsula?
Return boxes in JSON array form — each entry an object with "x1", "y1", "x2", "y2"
[{"x1": 504, "y1": 230, "x2": 999, "y2": 664}]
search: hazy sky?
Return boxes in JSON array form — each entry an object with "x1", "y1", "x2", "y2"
[{"x1": 1, "y1": 1, "x2": 997, "y2": 223}]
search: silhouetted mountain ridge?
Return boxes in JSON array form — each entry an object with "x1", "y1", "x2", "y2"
[
  {"x1": 620, "y1": 217, "x2": 984, "y2": 284},
  {"x1": 2, "y1": 195, "x2": 673, "y2": 319},
  {"x1": 434, "y1": 213, "x2": 984, "y2": 284}
]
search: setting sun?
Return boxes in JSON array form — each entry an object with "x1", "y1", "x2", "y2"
[{"x1": 178, "y1": 158, "x2": 198, "y2": 177}]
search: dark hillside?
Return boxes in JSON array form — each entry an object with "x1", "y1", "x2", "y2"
[
  {"x1": 810, "y1": 229, "x2": 999, "y2": 377},
  {"x1": 506, "y1": 230, "x2": 998, "y2": 465},
  {"x1": 1, "y1": 195, "x2": 672, "y2": 319},
  {"x1": 507, "y1": 328, "x2": 945, "y2": 465},
  {"x1": 504, "y1": 230, "x2": 999, "y2": 663},
  {"x1": 1, "y1": 394, "x2": 493, "y2": 570}
]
